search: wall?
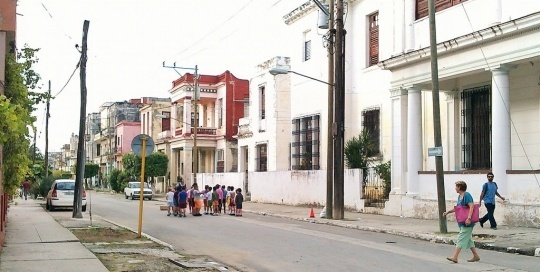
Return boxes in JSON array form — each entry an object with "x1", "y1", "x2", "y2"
[
  {"x1": 384, "y1": 173, "x2": 540, "y2": 227},
  {"x1": 200, "y1": 169, "x2": 364, "y2": 210}
]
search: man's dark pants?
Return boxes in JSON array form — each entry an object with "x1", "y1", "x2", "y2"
[{"x1": 480, "y1": 203, "x2": 496, "y2": 228}]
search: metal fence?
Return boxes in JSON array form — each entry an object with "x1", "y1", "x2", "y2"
[{"x1": 362, "y1": 167, "x2": 389, "y2": 208}]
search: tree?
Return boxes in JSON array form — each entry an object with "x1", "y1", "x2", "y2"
[
  {"x1": 344, "y1": 129, "x2": 378, "y2": 188},
  {"x1": 1, "y1": 46, "x2": 44, "y2": 195},
  {"x1": 146, "y1": 152, "x2": 168, "y2": 184},
  {"x1": 84, "y1": 163, "x2": 99, "y2": 189},
  {"x1": 122, "y1": 153, "x2": 140, "y2": 180}
]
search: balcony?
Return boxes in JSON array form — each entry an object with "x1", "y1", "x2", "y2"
[
  {"x1": 237, "y1": 117, "x2": 253, "y2": 138},
  {"x1": 158, "y1": 130, "x2": 172, "y2": 140},
  {"x1": 174, "y1": 127, "x2": 217, "y2": 137}
]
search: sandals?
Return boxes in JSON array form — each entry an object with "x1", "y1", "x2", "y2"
[
  {"x1": 467, "y1": 257, "x2": 480, "y2": 262},
  {"x1": 446, "y1": 257, "x2": 458, "y2": 263}
]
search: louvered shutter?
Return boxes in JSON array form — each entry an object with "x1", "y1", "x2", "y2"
[{"x1": 369, "y1": 13, "x2": 379, "y2": 66}]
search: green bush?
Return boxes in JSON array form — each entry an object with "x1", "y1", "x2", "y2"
[
  {"x1": 109, "y1": 169, "x2": 121, "y2": 193},
  {"x1": 37, "y1": 176, "x2": 55, "y2": 198},
  {"x1": 374, "y1": 161, "x2": 391, "y2": 198},
  {"x1": 117, "y1": 171, "x2": 130, "y2": 193}
]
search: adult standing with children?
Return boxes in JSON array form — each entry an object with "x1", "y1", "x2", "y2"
[
  {"x1": 443, "y1": 181, "x2": 480, "y2": 263},
  {"x1": 479, "y1": 172, "x2": 505, "y2": 230}
]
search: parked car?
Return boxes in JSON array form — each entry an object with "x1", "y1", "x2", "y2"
[
  {"x1": 124, "y1": 181, "x2": 153, "y2": 200},
  {"x1": 45, "y1": 179, "x2": 87, "y2": 211}
]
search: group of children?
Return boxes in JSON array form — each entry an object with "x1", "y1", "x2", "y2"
[{"x1": 165, "y1": 183, "x2": 243, "y2": 217}]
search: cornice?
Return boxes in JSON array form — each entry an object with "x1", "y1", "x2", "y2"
[
  {"x1": 283, "y1": 0, "x2": 358, "y2": 25},
  {"x1": 379, "y1": 11, "x2": 540, "y2": 71}
]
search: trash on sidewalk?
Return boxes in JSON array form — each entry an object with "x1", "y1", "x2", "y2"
[{"x1": 320, "y1": 206, "x2": 326, "y2": 218}]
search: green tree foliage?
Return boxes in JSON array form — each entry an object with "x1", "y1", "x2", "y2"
[
  {"x1": 344, "y1": 129, "x2": 377, "y2": 169},
  {"x1": 146, "y1": 152, "x2": 168, "y2": 181},
  {"x1": 374, "y1": 161, "x2": 391, "y2": 198},
  {"x1": 1, "y1": 46, "x2": 44, "y2": 194},
  {"x1": 122, "y1": 152, "x2": 168, "y2": 183},
  {"x1": 122, "y1": 153, "x2": 140, "y2": 179},
  {"x1": 73, "y1": 163, "x2": 99, "y2": 188},
  {"x1": 108, "y1": 169, "x2": 122, "y2": 193}
]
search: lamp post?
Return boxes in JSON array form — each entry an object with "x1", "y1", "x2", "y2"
[{"x1": 269, "y1": 67, "x2": 336, "y2": 219}]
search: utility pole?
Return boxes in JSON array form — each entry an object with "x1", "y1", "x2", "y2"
[
  {"x1": 326, "y1": 0, "x2": 335, "y2": 220},
  {"x1": 44, "y1": 81, "x2": 51, "y2": 177},
  {"x1": 73, "y1": 20, "x2": 89, "y2": 219},
  {"x1": 333, "y1": 0, "x2": 345, "y2": 219},
  {"x1": 32, "y1": 126, "x2": 37, "y2": 168},
  {"x1": 428, "y1": 0, "x2": 448, "y2": 233},
  {"x1": 193, "y1": 66, "x2": 199, "y2": 185}
]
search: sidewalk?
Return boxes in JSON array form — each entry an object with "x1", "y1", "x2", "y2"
[
  {"x1": 242, "y1": 201, "x2": 540, "y2": 257},
  {"x1": 0, "y1": 199, "x2": 108, "y2": 272}
]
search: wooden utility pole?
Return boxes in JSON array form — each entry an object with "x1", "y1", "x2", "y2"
[
  {"x1": 44, "y1": 81, "x2": 50, "y2": 177},
  {"x1": 193, "y1": 66, "x2": 199, "y2": 185},
  {"x1": 428, "y1": 0, "x2": 448, "y2": 233},
  {"x1": 73, "y1": 20, "x2": 89, "y2": 219},
  {"x1": 326, "y1": 0, "x2": 335, "y2": 220},
  {"x1": 333, "y1": 0, "x2": 345, "y2": 219}
]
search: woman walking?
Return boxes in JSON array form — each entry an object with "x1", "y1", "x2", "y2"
[{"x1": 443, "y1": 181, "x2": 480, "y2": 263}]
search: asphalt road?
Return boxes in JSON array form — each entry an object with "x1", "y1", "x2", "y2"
[{"x1": 88, "y1": 192, "x2": 538, "y2": 272}]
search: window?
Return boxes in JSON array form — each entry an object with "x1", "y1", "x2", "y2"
[
  {"x1": 161, "y1": 111, "x2": 171, "y2": 131},
  {"x1": 142, "y1": 113, "x2": 146, "y2": 134},
  {"x1": 292, "y1": 115, "x2": 320, "y2": 170},
  {"x1": 256, "y1": 144, "x2": 267, "y2": 172},
  {"x1": 191, "y1": 112, "x2": 199, "y2": 128},
  {"x1": 416, "y1": 0, "x2": 468, "y2": 20},
  {"x1": 303, "y1": 30, "x2": 311, "y2": 61},
  {"x1": 461, "y1": 85, "x2": 491, "y2": 170},
  {"x1": 259, "y1": 86, "x2": 266, "y2": 120},
  {"x1": 368, "y1": 12, "x2": 379, "y2": 66},
  {"x1": 218, "y1": 98, "x2": 223, "y2": 128},
  {"x1": 217, "y1": 149, "x2": 225, "y2": 173},
  {"x1": 243, "y1": 99, "x2": 249, "y2": 118},
  {"x1": 362, "y1": 108, "x2": 381, "y2": 156}
]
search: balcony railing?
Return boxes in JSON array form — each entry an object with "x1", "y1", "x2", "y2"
[
  {"x1": 158, "y1": 130, "x2": 172, "y2": 140},
  {"x1": 174, "y1": 127, "x2": 217, "y2": 136}
]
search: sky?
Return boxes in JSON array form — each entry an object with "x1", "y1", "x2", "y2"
[{"x1": 16, "y1": 0, "x2": 305, "y2": 153}]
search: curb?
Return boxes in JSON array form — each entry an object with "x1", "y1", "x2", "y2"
[
  {"x1": 95, "y1": 214, "x2": 175, "y2": 251},
  {"x1": 243, "y1": 209, "x2": 539, "y2": 257}
]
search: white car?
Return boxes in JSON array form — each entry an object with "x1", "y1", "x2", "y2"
[
  {"x1": 45, "y1": 179, "x2": 87, "y2": 211},
  {"x1": 124, "y1": 181, "x2": 153, "y2": 200}
]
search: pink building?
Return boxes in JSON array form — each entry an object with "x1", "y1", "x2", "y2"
[{"x1": 114, "y1": 121, "x2": 141, "y2": 170}]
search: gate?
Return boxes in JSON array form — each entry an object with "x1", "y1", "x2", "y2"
[{"x1": 362, "y1": 167, "x2": 389, "y2": 207}]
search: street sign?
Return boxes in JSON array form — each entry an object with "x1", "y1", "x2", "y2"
[
  {"x1": 428, "y1": 146, "x2": 443, "y2": 157},
  {"x1": 131, "y1": 134, "x2": 155, "y2": 157}
]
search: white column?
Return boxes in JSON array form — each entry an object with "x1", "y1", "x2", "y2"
[
  {"x1": 391, "y1": 89, "x2": 408, "y2": 194},
  {"x1": 407, "y1": 87, "x2": 422, "y2": 195},
  {"x1": 209, "y1": 102, "x2": 215, "y2": 127},
  {"x1": 183, "y1": 100, "x2": 191, "y2": 132},
  {"x1": 170, "y1": 148, "x2": 178, "y2": 184},
  {"x1": 405, "y1": 0, "x2": 416, "y2": 51},
  {"x1": 171, "y1": 103, "x2": 177, "y2": 133},
  {"x1": 491, "y1": 65, "x2": 511, "y2": 195},
  {"x1": 492, "y1": 0, "x2": 502, "y2": 25}
]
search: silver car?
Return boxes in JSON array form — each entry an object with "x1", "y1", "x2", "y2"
[{"x1": 45, "y1": 179, "x2": 87, "y2": 211}]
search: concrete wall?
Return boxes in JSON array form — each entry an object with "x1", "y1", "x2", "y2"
[
  {"x1": 384, "y1": 173, "x2": 540, "y2": 227},
  {"x1": 198, "y1": 169, "x2": 364, "y2": 211}
]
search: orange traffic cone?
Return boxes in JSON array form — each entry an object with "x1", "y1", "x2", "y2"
[{"x1": 309, "y1": 208, "x2": 315, "y2": 218}]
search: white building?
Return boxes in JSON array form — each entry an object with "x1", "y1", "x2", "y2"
[{"x1": 380, "y1": 0, "x2": 540, "y2": 226}]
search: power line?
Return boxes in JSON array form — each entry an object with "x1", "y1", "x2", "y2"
[{"x1": 52, "y1": 59, "x2": 80, "y2": 98}]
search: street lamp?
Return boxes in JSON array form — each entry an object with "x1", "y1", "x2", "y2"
[
  {"x1": 269, "y1": 68, "x2": 333, "y2": 86},
  {"x1": 269, "y1": 67, "x2": 336, "y2": 219},
  {"x1": 155, "y1": 114, "x2": 198, "y2": 185}
]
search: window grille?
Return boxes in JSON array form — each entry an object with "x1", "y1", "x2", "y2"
[
  {"x1": 304, "y1": 40, "x2": 311, "y2": 61},
  {"x1": 362, "y1": 108, "x2": 380, "y2": 155},
  {"x1": 461, "y1": 85, "x2": 491, "y2": 170},
  {"x1": 256, "y1": 144, "x2": 267, "y2": 172},
  {"x1": 291, "y1": 115, "x2": 320, "y2": 170}
]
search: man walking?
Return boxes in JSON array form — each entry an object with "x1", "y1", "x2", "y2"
[
  {"x1": 22, "y1": 180, "x2": 31, "y2": 200},
  {"x1": 479, "y1": 172, "x2": 505, "y2": 230}
]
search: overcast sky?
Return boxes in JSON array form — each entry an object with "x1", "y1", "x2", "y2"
[{"x1": 17, "y1": 0, "x2": 305, "y2": 152}]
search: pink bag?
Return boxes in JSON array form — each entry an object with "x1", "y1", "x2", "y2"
[{"x1": 454, "y1": 204, "x2": 480, "y2": 223}]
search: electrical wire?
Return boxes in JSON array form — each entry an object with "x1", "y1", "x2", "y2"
[
  {"x1": 52, "y1": 59, "x2": 80, "y2": 98},
  {"x1": 460, "y1": 4, "x2": 540, "y2": 189}
]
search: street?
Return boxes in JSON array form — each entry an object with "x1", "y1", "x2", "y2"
[{"x1": 89, "y1": 192, "x2": 537, "y2": 272}]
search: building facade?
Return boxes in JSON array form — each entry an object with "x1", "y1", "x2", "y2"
[{"x1": 160, "y1": 71, "x2": 249, "y2": 185}]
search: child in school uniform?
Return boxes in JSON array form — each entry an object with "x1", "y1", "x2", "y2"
[
  {"x1": 212, "y1": 186, "x2": 220, "y2": 216},
  {"x1": 165, "y1": 187, "x2": 174, "y2": 216},
  {"x1": 228, "y1": 186, "x2": 236, "y2": 215},
  {"x1": 178, "y1": 186, "x2": 188, "y2": 217},
  {"x1": 235, "y1": 188, "x2": 243, "y2": 217},
  {"x1": 173, "y1": 187, "x2": 180, "y2": 216}
]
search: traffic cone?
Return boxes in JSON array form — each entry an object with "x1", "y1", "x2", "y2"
[{"x1": 309, "y1": 208, "x2": 315, "y2": 218}]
